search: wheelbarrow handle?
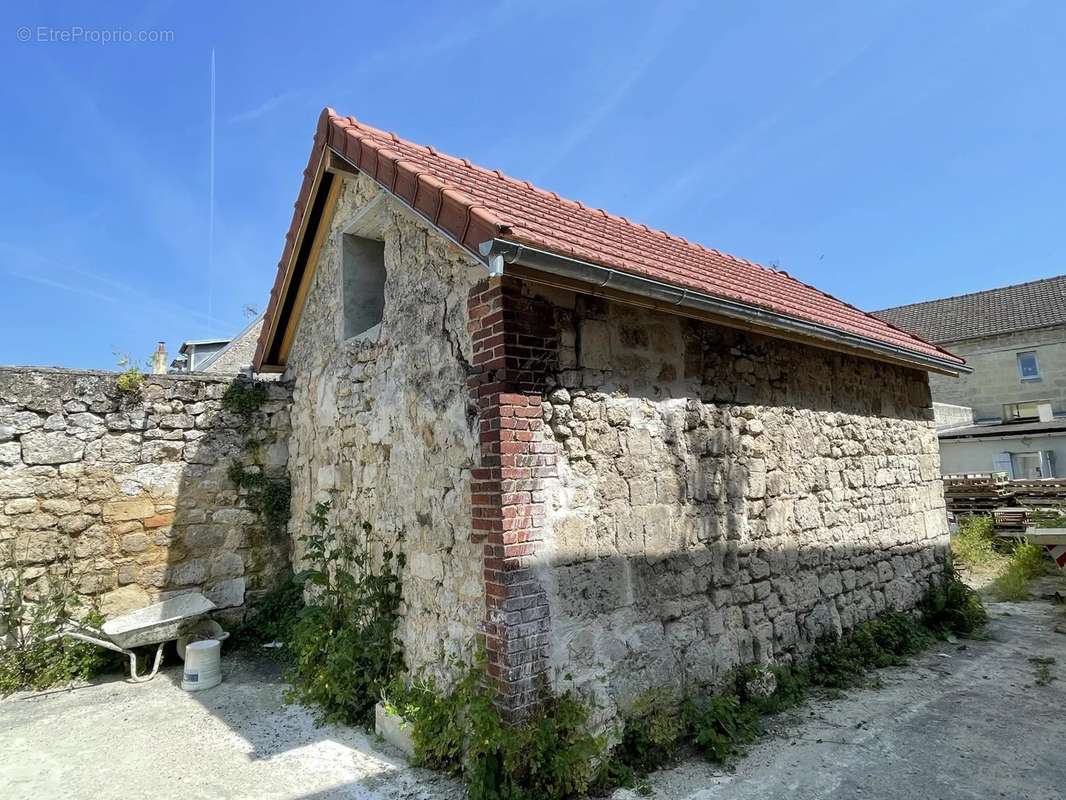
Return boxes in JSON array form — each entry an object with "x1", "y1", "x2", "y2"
[{"x1": 45, "y1": 629, "x2": 165, "y2": 682}]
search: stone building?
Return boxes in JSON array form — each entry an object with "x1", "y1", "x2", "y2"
[
  {"x1": 170, "y1": 314, "x2": 265, "y2": 376},
  {"x1": 253, "y1": 109, "x2": 968, "y2": 719},
  {"x1": 876, "y1": 276, "x2": 1066, "y2": 477}
]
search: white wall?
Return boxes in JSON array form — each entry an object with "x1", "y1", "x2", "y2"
[
  {"x1": 933, "y1": 402, "x2": 974, "y2": 430},
  {"x1": 939, "y1": 432, "x2": 1066, "y2": 477}
]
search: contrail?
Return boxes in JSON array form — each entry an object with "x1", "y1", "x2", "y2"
[{"x1": 208, "y1": 47, "x2": 216, "y2": 321}]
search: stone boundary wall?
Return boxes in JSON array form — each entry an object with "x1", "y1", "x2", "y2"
[
  {"x1": 932, "y1": 402, "x2": 974, "y2": 431},
  {"x1": 0, "y1": 367, "x2": 291, "y2": 621}
]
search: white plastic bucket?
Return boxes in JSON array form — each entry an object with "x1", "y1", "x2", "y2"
[
  {"x1": 177, "y1": 620, "x2": 229, "y2": 661},
  {"x1": 181, "y1": 639, "x2": 222, "y2": 691}
]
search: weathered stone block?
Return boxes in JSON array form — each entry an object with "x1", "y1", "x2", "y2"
[
  {"x1": 210, "y1": 552, "x2": 244, "y2": 580},
  {"x1": 0, "y1": 441, "x2": 21, "y2": 466},
  {"x1": 4, "y1": 497, "x2": 37, "y2": 514},
  {"x1": 21, "y1": 430, "x2": 84, "y2": 465},
  {"x1": 99, "y1": 433, "x2": 142, "y2": 463},
  {"x1": 168, "y1": 559, "x2": 207, "y2": 587},
  {"x1": 99, "y1": 584, "x2": 151, "y2": 617},
  {"x1": 12, "y1": 512, "x2": 57, "y2": 531},
  {"x1": 40, "y1": 498, "x2": 81, "y2": 515},
  {"x1": 184, "y1": 524, "x2": 226, "y2": 550},
  {"x1": 121, "y1": 533, "x2": 149, "y2": 553},
  {"x1": 102, "y1": 498, "x2": 155, "y2": 522},
  {"x1": 205, "y1": 576, "x2": 245, "y2": 608},
  {"x1": 0, "y1": 476, "x2": 35, "y2": 499}
]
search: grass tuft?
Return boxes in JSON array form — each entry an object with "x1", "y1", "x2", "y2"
[
  {"x1": 951, "y1": 515, "x2": 1004, "y2": 572},
  {"x1": 991, "y1": 541, "x2": 1055, "y2": 601}
]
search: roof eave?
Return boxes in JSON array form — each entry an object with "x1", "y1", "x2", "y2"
[{"x1": 480, "y1": 238, "x2": 971, "y2": 377}]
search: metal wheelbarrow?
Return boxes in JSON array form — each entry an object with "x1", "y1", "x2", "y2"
[{"x1": 46, "y1": 592, "x2": 218, "y2": 682}]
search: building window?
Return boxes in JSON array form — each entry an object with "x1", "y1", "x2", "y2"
[
  {"x1": 1002, "y1": 400, "x2": 1049, "y2": 421},
  {"x1": 341, "y1": 234, "x2": 386, "y2": 340},
  {"x1": 1010, "y1": 451, "x2": 1056, "y2": 479},
  {"x1": 1017, "y1": 351, "x2": 1041, "y2": 381}
]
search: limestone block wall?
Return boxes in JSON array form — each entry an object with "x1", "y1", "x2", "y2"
[
  {"x1": 0, "y1": 367, "x2": 291, "y2": 620},
  {"x1": 522, "y1": 287, "x2": 947, "y2": 719},
  {"x1": 928, "y1": 325, "x2": 1066, "y2": 420},
  {"x1": 284, "y1": 173, "x2": 485, "y2": 676}
]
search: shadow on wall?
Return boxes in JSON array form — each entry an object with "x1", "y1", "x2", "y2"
[
  {"x1": 539, "y1": 538, "x2": 947, "y2": 724},
  {"x1": 491, "y1": 284, "x2": 947, "y2": 725}
]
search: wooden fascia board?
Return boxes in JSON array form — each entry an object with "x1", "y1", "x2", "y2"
[{"x1": 275, "y1": 173, "x2": 343, "y2": 366}]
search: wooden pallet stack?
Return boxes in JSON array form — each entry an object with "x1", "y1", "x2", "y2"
[
  {"x1": 991, "y1": 507, "x2": 1029, "y2": 531},
  {"x1": 943, "y1": 473, "x2": 1013, "y2": 515},
  {"x1": 1009, "y1": 479, "x2": 1066, "y2": 507}
]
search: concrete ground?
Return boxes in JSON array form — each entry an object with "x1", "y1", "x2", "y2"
[
  {"x1": 623, "y1": 587, "x2": 1066, "y2": 800},
  {"x1": 3, "y1": 591, "x2": 1065, "y2": 800},
  {"x1": 0, "y1": 654, "x2": 462, "y2": 800}
]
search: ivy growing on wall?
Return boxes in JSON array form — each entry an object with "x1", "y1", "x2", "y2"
[
  {"x1": 221, "y1": 379, "x2": 268, "y2": 419},
  {"x1": 223, "y1": 378, "x2": 290, "y2": 539},
  {"x1": 227, "y1": 462, "x2": 291, "y2": 538}
]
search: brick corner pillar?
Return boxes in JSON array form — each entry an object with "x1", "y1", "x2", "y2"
[{"x1": 467, "y1": 275, "x2": 559, "y2": 719}]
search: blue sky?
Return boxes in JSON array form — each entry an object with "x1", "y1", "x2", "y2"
[{"x1": 1, "y1": 1, "x2": 1062, "y2": 369}]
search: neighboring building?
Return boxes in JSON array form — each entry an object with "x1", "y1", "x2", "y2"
[
  {"x1": 169, "y1": 337, "x2": 231, "y2": 373},
  {"x1": 875, "y1": 276, "x2": 1066, "y2": 422},
  {"x1": 938, "y1": 419, "x2": 1065, "y2": 479},
  {"x1": 875, "y1": 276, "x2": 1066, "y2": 477},
  {"x1": 170, "y1": 314, "x2": 265, "y2": 375},
  {"x1": 253, "y1": 108, "x2": 966, "y2": 722}
]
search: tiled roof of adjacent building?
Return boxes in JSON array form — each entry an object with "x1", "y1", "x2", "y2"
[
  {"x1": 255, "y1": 108, "x2": 965, "y2": 371},
  {"x1": 873, "y1": 275, "x2": 1066, "y2": 344}
]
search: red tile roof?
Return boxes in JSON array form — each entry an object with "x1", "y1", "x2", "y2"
[{"x1": 255, "y1": 108, "x2": 964, "y2": 371}]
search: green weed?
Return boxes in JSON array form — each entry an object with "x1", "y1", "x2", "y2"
[
  {"x1": 1030, "y1": 656, "x2": 1056, "y2": 686},
  {"x1": 951, "y1": 515, "x2": 1004, "y2": 572},
  {"x1": 228, "y1": 575, "x2": 306, "y2": 657},
  {"x1": 991, "y1": 542, "x2": 1054, "y2": 601},
  {"x1": 284, "y1": 501, "x2": 405, "y2": 726}
]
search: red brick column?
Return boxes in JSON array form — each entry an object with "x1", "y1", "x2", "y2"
[{"x1": 468, "y1": 276, "x2": 558, "y2": 718}]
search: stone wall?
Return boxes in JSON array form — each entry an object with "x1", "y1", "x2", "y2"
[
  {"x1": 0, "y1": 367, "x2": 291, "y2": 620},
  {"x1": 932, "y1": 402, "x2": 974, "y2": 431},
  {"x1": 283, "y1": 173, "x2": 485, "y2": 676},
  {"x1": 928, "y1": 325, "x2": 1066, "y2": 420},
  {"x1": 509, "y1": 286, "x2": 948, "y2": 722}
]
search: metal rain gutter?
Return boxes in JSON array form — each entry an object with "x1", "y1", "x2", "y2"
[{"x1": 478, "y1": 238, "x2": 971, "y2": 376}]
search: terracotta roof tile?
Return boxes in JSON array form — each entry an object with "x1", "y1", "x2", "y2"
[{"x1": 255, "y1": 108, "x2": 964, "y2": 370}]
